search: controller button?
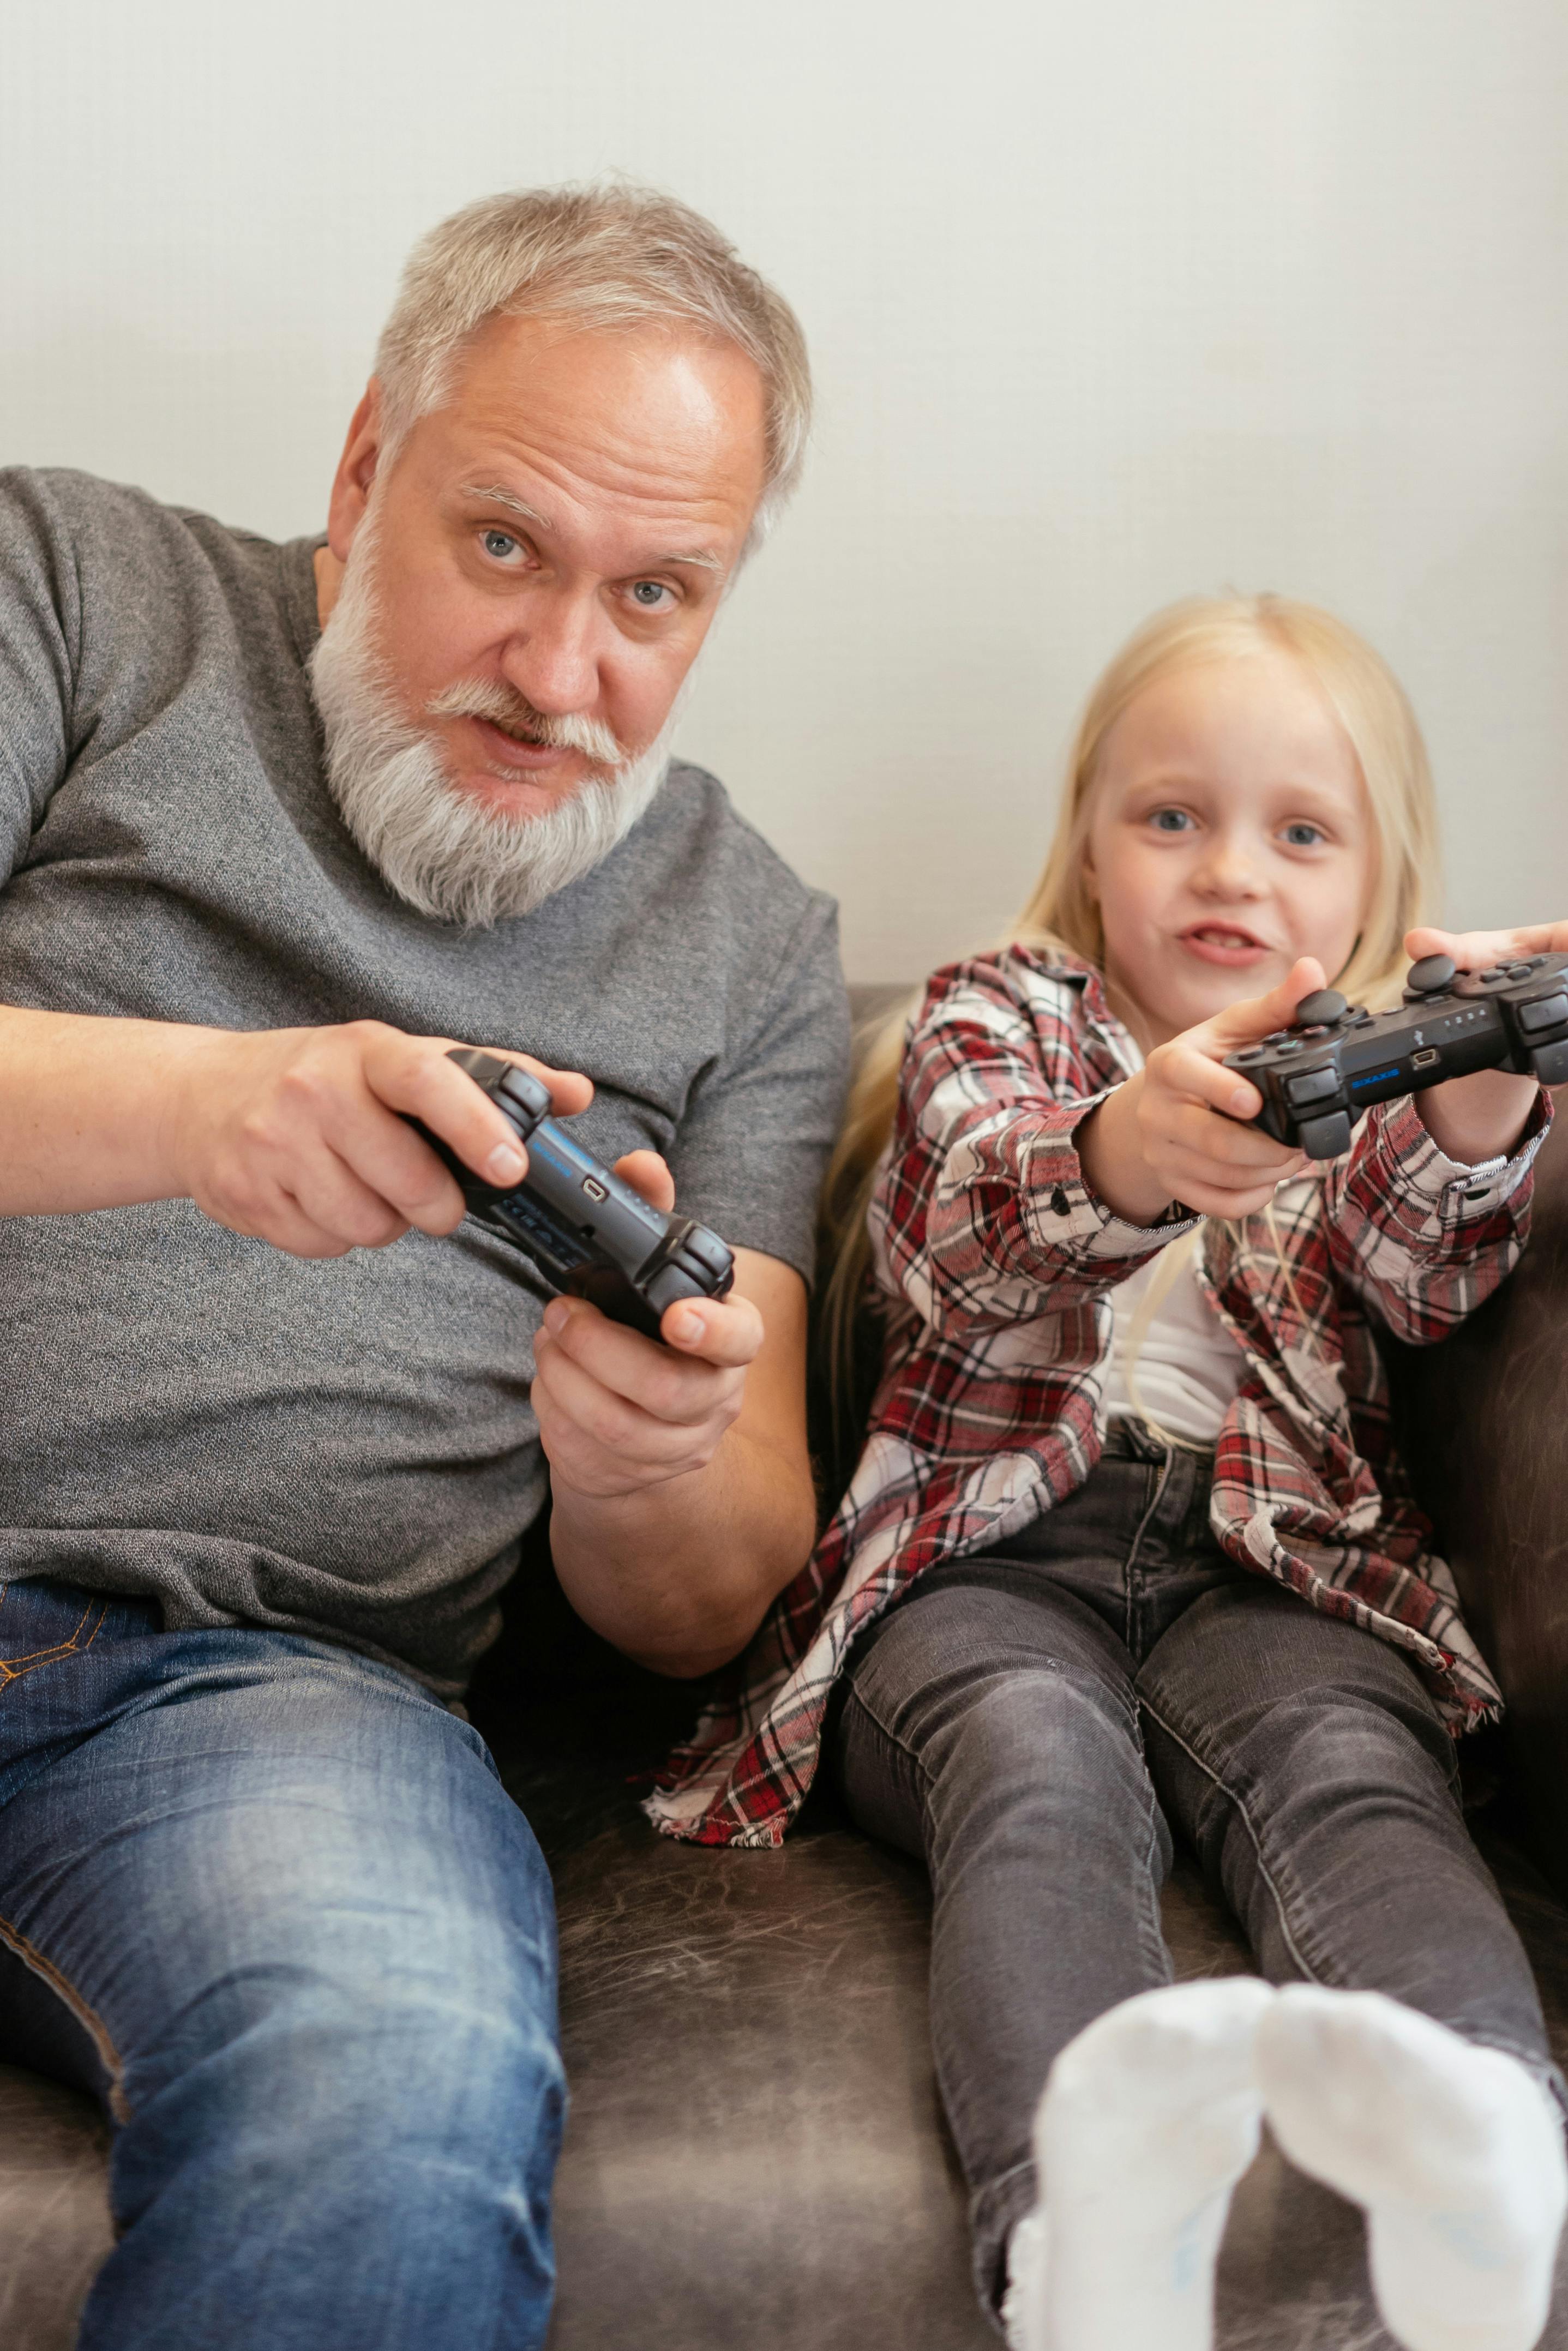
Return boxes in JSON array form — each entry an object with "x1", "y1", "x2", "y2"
[
  {"x1": 1229, "y1": 1048, "x2": 1268, "y2": 1065},
  {"x1": 494, "y1": 1066, "x2": 552, "y2": 1125},
  {"x1": 1480, "y1": 966, "x2": 1506, "y2": 982},
  {"x1": 1518, "y1": 994, "x2": 1568, "y2": 1036},
  {"x1": 1298, "y1": 1108, "x2": 1353, "y2": 1159},
  {"x1": 1264, "y1": 1030, "x2": 1293, "y2": 1045},
  {"x1": 681, "y1": 1225, "x2": 734, "y2": 1279},
  {"x1": 1284, "y1": 1067, "x2": 1341, "y2": 1108},
  {"x1": 1509, "y1": 962, "x2": 1536, "y2": 978},
  {"x1": 1293, "y1": 988, "x2": 1348, "y2": 1027},
  {"x1": 1275, "y1": 1039, "x2": 1305, "y2": 1056},
  {"x1": 1405, "y1": 953, "x2": 1457, "y2": 996}
]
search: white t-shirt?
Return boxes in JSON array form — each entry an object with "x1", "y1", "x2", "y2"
[{"x1": 1101, "y1": 1237, "x2": 1247, "y2": 1448}]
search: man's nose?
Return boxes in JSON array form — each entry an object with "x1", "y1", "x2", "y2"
[{"x1": 499, "y1": 590, "x2": 600, "y2": 715}]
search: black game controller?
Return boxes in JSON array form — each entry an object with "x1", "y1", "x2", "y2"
[
  {"x1": 1223, "y1": 952, "x2": 1568, "y2": 1159},
  {"x1": 407, "y1": 1049, "x2": 735, "y2": 1340}
]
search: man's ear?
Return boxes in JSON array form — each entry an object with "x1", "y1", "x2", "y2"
[{"x1": 325, "y1": 381, "x2": 385, "y2": 563}]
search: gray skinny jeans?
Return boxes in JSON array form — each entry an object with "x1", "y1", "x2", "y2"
[{"x1": 829, "y1": 1419, "x2": 1563, "y2": 2320}]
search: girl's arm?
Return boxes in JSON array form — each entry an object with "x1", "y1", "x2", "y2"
[
  {"x1": 1321, "y1": 1089, "x2": 1549, "y2": 1345},
  {"x1": 1078, "y1": 959, "x2": 1325, "y2": 1219},
  {"x1": 872, "y1": 956, "x2": 1190, "y2": 1342},
  {"x1": 878, "y1": 955, "x2": 1324, "y2": 1343},
  {"x1": 1407, "y1": 919, "x2": 1568, "y2": 1165},
  {"x1": 1321, "y1": 921, "x2": 1566, "y2": 1343}
]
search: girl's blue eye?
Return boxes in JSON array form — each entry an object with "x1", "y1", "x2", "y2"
[
  {"x1": 1150, "y1": 808, "x2": 1193, "y2": 833},
  {"x1": 629, "y1": 580, "x2": 670, "y2": 609},
  {"x1": 1283, "y1": 821, "x2": 1325, "y2": 848},
  {"x1": 482, "y1": 529, "x2": 520, "y2": 561}
]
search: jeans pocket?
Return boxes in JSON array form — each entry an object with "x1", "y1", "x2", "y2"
[{"x1": 0, "y1": 1582, "x2": 111, "y2": 1690}]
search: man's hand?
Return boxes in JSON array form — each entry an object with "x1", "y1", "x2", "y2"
[
  {"x1": 167, "y1": 1021, "x2": 592, "y2": 1260},
  {"x1": 1079, "y1": 960, "x2": 1321, "y2": 1223},
  {"x1": 531, "y1": 1151, "x2": 761, "y2": 1501},
  {"x1": 1403, "y1": 922, "x2": 1560, "y2": 1163}
]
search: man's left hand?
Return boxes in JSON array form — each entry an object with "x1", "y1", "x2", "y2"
[{"x1": 530, "y1": 1151, "x2": 761, "y2": 1501}]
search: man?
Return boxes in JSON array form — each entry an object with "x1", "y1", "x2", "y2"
[{"x1": 0, "y1": 183, "x2": 847, "y2": 2348}]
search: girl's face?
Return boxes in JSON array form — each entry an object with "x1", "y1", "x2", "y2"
[{"x1": 1082, "y1": 648, "x2": 1375, "y2": 1048}]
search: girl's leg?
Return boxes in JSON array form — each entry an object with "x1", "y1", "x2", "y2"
[
  {"x1": 1139, "y1": 1578, "x2": 1567, "y2": 2351},
  {"x1": 833, "y1": 1565, "x2": 1174, "y2": 2312},
  {"x1": 832, "y1": 1542, "x2": 1251, "y2": 2332}
]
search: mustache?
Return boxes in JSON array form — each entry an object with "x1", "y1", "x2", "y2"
[{"x1": 424, "y1": 678, "x2": 626, "y2": 770}]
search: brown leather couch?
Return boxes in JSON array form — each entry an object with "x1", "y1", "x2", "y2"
[{"x1": 8, "y1": 1045, "x2": 1568, "y2": 2350}]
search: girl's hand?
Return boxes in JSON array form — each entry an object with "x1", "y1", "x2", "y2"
[
  {"x1": 1403, "y1": 923, "x2": 1561, "y2": 1163},
  {"x1": 1079, "y1": 960, "x2": 1321, "y2": 1223},
  {"x1": 1406, "y1": 920, "x2": 1568, "y2": 969}
]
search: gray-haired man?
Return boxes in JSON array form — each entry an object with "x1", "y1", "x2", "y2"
[{"x1": 0, "y1": 185, "x2": 846, "y2": 2348}]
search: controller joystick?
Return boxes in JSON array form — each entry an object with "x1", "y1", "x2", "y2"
[
  {"x1": 404, "y1": 1050, "x2": 735, "y2": 1339},
  {"x1": 1292, "y1": 989, "x2": 1348, "y2": 1027},
  {"x1": 1403, "y1": 953, "x2": 1457, "y2": 1000},
  {"x1": 1224, "y1": 949, "x2": 1568, "y2": 1160}
]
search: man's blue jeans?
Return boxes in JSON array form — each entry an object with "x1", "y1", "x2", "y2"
[{"x1": 0, "y1": 1577, "x2": 563, "y2": 2350}]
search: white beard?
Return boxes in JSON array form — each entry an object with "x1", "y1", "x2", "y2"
[{"x1": 309, "y1": 519, "x2": 674, "y2": 930}]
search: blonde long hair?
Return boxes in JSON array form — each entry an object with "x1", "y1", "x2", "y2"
[{"x1": 820, "y1": 593, "x2": 1443, "y2": 1415}]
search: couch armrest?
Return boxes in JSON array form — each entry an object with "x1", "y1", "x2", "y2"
[{"x1": 1383, "y1": 1115, "x2": 1568, "y2": 1897}]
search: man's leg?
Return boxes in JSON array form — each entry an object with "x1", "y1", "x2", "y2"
[
  {"x1": 1139, "y1": 1578, "x2": 1567, "y2": 2351},
  {"x1": 0, "y1": 1579, "x2": 563, "y2": 2351}
]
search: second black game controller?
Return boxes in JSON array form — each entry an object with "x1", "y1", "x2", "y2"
[
  {"x1": 407, "y1": 1049, "x2": 736, "y2": 1340},
  {"x1": 1223, "y1": 951, "x2": 1568, "y2": 1159}
]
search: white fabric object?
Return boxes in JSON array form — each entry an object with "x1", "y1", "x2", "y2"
[
  {"x1": 1101, "y1": 1234, "x2": 1246, "y2": 1448},
  {"x1": 1024, "y1": 1979, "x2": 1275, "y2": 2351},
  {"x1": 1257, "y1": 1986, "x2": 1568, "y2": 2351}
]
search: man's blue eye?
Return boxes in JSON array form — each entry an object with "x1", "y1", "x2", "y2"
[
  {"x1": 630, "y1": 581, "x2": 668, "y2": 608},
  {"x1": 482, "y1": 530, "x2": 518, "y2": 560}
]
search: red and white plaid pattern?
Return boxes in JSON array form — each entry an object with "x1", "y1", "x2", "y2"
[{"x1": 648, "y1": 947, "x2": 1550, "y2": 1849}]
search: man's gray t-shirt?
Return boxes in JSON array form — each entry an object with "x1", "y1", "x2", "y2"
[{"x1": 0, "y1": 467, "x2": 849, "y2": 1694}]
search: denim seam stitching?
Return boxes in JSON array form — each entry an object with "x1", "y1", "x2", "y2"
[
  {"x1": 1137, "y1": 1697, "x2": 1329, "y2": 1985},
  {"x1": 1121, "y1": 1446, "x2": 1175, "y2": 1655},
  {"x1": 0, "y1": 1912, "x2": 131, "y2": 2124},
  {"x1": 0, "y1": 1598, "x2": 109, "y2": 1681}
]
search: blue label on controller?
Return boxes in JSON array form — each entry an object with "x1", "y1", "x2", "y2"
[{"x1": 1350, "y1": 1065, "x2": 1403, "y2": 1092}]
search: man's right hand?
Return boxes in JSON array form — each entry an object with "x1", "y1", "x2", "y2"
[
  {"x1": 167, "y1": 1022, "x2": 592, "y2": 1260},
  {"x1": 1078, "y1": 961, "x2": 1321, "y2": 1225}
]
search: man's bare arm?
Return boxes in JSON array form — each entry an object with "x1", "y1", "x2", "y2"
[{"x1": 0, "y1": 1001, "x2": 589, "y2": 1249}]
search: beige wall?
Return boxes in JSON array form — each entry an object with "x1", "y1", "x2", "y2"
[{"x1": 4, "y1": 0, "x2": 1564, "y2": 980}]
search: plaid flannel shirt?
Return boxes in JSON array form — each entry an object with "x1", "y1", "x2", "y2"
[{"x1": 648, "y1": 946, "x2": 1551, "y2": 1850}]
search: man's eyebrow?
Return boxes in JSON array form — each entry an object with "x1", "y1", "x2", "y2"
[
  {"x1": 459, "y1": 482, "x2": 552, "y2": 530},
  {"x1": 458, "y1": 481, "x2": 725, "y2": 575},
  {"x1": 657, "y1": 546, "x2": 725, "y2": 575}
]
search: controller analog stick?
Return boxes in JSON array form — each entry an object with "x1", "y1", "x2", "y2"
[
  {"x1": 1404, "y1": 953, "x2": 1457, "y2": 998},
  {"x1": 1292, "y1": 989, "x2": 1347, "y2": 1028}
]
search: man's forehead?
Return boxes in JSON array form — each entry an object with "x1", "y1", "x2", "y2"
[{"x1": 421, "y1": 312, "x2": 766, "y2": 549}]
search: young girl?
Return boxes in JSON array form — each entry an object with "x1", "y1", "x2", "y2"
[{"x1": 650, "y1": 596, "x2": 1568, "y2": 2351}]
